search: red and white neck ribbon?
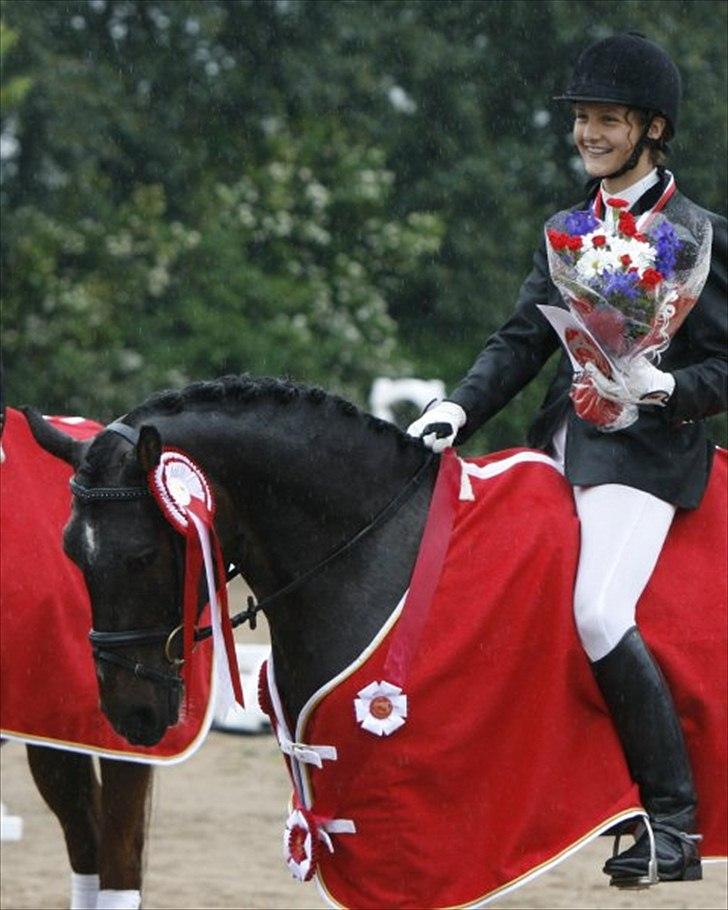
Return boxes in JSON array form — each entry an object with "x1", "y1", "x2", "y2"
[
  {"x1": 149, "y1": 449, "x2": 243, "y2": 714},
  {"x1": 592, "y1": 169, "x2": 676, "y2": 225}
]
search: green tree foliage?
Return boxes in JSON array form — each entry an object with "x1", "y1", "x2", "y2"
[{"x1": 2, "y1": 0, "x2": 725, "y2": 446}]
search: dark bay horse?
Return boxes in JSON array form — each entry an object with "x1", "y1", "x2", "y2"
[
  {"x1": 1, "y1": 407, "x2": 152, "y2": 910},
  {"x1": 22, "y1": 376, "x2": 436, "y2": 737},
  {"x1": 20, "y1": 375, "x2": 726, "y2": 907}
]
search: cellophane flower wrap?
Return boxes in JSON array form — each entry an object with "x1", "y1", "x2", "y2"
[{"x1": 545, "y1": 198, "x2": 713, "y2": 430}]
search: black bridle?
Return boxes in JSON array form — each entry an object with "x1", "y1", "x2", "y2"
[{"x1": 73, "y1": 420, "x2": 435, "y2": 691}]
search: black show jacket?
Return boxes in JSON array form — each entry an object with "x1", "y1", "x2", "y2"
[{"x1": 449, "y1": 176, "x2": 727, "y2": 509}]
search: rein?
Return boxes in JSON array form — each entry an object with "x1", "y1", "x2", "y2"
[
  {"x1": 197, "y1": 446, "x2": 436, "y2": 635},
  {"x1": 72, "y1": 420, "x2": 436, "y2": 682}
]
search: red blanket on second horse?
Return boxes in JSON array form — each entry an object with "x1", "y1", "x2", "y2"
[
  {"x1": 0, "y1": 408, "x2": 214, "y2": 763},
  {"x1": 263, "y1": 447, "x2": 727, "y2": 908}
]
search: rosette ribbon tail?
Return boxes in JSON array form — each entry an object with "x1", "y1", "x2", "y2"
[
  {"x1": 187, "y1": 498, "x2": 244, "y2": 712},
  {"x1": 181, "y1": 517, "x2": 204, "y2": 707}
]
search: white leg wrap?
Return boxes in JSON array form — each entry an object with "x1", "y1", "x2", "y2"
[
  {"x1": 96, "y1": 890, "x2": 141, "y2": 910},
  {"x1": 70, "y1": 873, "x2": 99, "y2": 910}
]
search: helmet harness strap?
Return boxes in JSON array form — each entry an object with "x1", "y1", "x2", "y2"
[{"x1": 605, "y1": 109, "x2": 658, "y2": 182}]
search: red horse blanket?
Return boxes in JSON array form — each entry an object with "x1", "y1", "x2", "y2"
[
  {"x1": 262, "y1": 447, "x2": 727, "y2": 908},
  {"x1": 0, "y1": 408, "x2": 214, "y2": 763}
]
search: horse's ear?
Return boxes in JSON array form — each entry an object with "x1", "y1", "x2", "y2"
[
  {"x1": 136, "y1": 424, "x2": 162, "y2": 472},
  {"x1": 20, "y1": 406, "x2": 85, "y2": 469}
]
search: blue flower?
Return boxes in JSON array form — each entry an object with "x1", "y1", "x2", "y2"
[
  {"x1": 565, "y1": 210, "x2": 600, "y2": 235},
  {"x1": 600, "y1": 269, "x2": 640, "y2": 299},
  {"x1": 652, "y1": 221, "x2": 681, "y2": 277}
]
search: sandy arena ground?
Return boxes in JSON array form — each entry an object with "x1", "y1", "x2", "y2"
[
  {"x1": 2, "y1": 608, "x2": 726, "y2": 910},
  {"x1": 2, "y1": 728, "x2": 727, "y2": 910}
]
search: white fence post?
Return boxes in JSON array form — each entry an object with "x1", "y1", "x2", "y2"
[{"x1": 369, "y1": 377, "x2": 446, "y2": 424}]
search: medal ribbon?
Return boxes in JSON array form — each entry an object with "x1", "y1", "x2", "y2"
[
  {"x1": 151, "y1": 451, "x2": 244, "y2": 711},
  {"x1": 591, "y1": 170, "x2": 676, "y2": 221}
]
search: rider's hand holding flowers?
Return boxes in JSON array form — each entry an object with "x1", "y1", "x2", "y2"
[{"x1": 585, "y1": 358, "x2": 676, "y2": 407}]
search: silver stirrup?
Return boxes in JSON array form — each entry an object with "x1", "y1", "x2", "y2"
[{"x1": 610, "y1": 814, "x2": 658, "y2": 889}]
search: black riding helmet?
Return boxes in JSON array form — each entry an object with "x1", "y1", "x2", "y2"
[
  {"x1": 555, "y1": 32, "x2": 681, "y2": 137},
  {"x1": 555, "y1": 32, "x2": 681, "y2": 180}
]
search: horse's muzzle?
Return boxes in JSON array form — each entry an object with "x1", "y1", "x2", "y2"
[{"x1": 112, "y1": 703, "x2": 172, "y2": 747}]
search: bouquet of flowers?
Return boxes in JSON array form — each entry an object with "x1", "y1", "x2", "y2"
[{"x1": 542, "y1": 198, "x2": 713, "y2": 431}]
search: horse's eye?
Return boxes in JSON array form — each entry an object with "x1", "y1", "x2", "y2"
[{"x1": 126, "y1": 549, "x2": 158, "y2": 571}]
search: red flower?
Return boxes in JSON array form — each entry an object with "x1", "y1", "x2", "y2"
[
  {"x1": 634, "y1": 231, "x2": 648, "y2": 242},
  {"x1": 606, "y1": 197, "x2": 629, "y2": 209},
  {"x1": 640, "y1": 267, "x2": 664, "y2": 289},
  {"x1": 566, "y1": 235, "x2": 583, "y2": 251},
  {"x1": 591, "y1": 234, "x2": 607, "y2": 247},
  {"x1": 620, "y1": 254, "x2": 632, "y2": 267},
  {"x1": 618, "y1": 211, "x2": 637, "y2": 237},
  {"x1": 547, "y1": 228, "x2": 569, "y2": 251}
]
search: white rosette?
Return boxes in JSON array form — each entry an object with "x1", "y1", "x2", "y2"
[
  {"x1": 283, "y1": 808, "x2": 319, "y2": 882},
  {"x1": 282, "y1": 806, "x2": 356, "y2": 881},
  {"x1": 150, "y1": 450, "x2": 213, "y2": 533},
  {"x1": 354, "y1": 680, "x2": 408, "y2": 736}
]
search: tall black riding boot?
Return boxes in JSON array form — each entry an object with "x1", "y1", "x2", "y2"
[{"x1": 591, "y1": 626, "x2": 702, "y2": 887}]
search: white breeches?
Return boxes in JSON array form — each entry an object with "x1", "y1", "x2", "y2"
[
  {"x1": 550, "y1": 422, "x2": 676, "y2": 661},
  {"x1": 572, "y1": 483, "x2": 675, "y2": 661}
]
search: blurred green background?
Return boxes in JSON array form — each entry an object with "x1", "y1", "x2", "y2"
[{"x1": 2, "y1": 0, "x2": 726, "y2": 452}]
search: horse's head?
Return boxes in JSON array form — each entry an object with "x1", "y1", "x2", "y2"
[{"x1": 23, "y1": 408, "x2": 186, "y2": 746}]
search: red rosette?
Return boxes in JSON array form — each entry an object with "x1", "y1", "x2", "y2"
[{"x1": 284, "y1": 807, "x2": 321, "y2": 882}]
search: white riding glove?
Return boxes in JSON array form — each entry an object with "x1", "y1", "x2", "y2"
[
  {"x1": 585, "y1": 358, "x2": 676, "y2": 406},
  {"x1": 406, "y1": 400, "x2": 467, "y2": 453}
]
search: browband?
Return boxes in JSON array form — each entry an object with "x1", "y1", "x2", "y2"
[{"x1": 70, "y1": 478, "x2": 150, "y2": 501}]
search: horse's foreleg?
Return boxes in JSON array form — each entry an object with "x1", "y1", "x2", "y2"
[
  {"x1": 97, "y1": 758, "x2": 152, "y2": 910},
  {"x1": 26, "y1": 744, "x2": 101, "y2": 909}
]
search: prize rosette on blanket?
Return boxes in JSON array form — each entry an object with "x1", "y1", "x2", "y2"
[{"x1": 542, "y1": 186, "x2": 712, "y2": 430}]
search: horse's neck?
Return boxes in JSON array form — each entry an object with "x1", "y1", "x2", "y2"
[
  {"x1": 165, "y1": 405, "x2": 427, "y2": 580},
  {"x1": 266, "y1": 469, "x2": 435, "y2": 724},
  {"x1": 152, "y1": 402, "x2": 436, "y2": 722}
]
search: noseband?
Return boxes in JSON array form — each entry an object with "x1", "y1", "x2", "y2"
[{"x1": 73, "y1": 420, "x2": 435, "y2": 695}]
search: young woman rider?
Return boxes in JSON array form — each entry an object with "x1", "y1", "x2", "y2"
[{"x1": 408, "y1": 32, "x2": 727, "y2": 887}]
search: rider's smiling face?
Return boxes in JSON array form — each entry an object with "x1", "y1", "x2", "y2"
[{"x1": 572, "y1": 102, "x2": 665, "y2": 189}]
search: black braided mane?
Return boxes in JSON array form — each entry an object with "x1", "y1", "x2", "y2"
[
  {"x1": 77, "y1": 375, "x2": 421, "y2": 486},
  {"x1": 127, "y1": 375, "x2": 418, "y2": 448}
]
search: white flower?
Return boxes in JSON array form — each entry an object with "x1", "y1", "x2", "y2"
[
  {"x1": 609, "y1": 234, "x2": 655, "y2": 270},
  {"x1": 575, "y1": 244, "x2": 612, "y2": 278},
  {"x1": 354, "y1": 680, "x2": 407, "y2": 736}
]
